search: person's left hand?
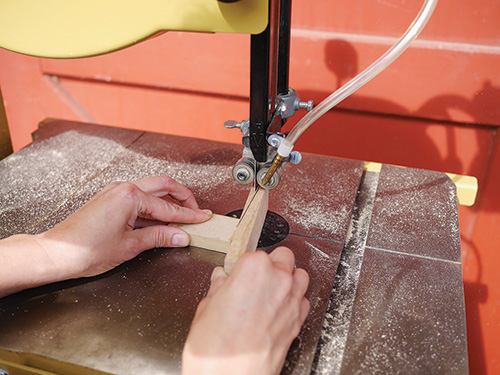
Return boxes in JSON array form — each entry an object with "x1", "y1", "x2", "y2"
[{"x1": 36, "y1": 175, "x2": 212, "y2": 280}]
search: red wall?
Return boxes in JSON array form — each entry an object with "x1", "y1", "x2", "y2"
[{"x1": 1, "y1": 0, "x2": 499, "y2": 372}]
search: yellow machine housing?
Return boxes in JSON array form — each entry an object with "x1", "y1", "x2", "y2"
[{"x1": 0, "y1": 0, "x2": 268, "y2": 58}]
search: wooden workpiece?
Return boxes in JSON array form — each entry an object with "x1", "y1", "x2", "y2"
[
  {"x1": 171, "y1": 214, "x2": 238, "y2": 254},
  {"x1": 171, "y1": 187, "x2": 269, "y2": 273}
]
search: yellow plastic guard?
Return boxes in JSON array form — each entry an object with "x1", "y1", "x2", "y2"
[
  {"x1": 0, "y1": 0, "x2": 268, "y2": 58},
  {"x1": 444, "y1": 173, "x2": 478, "y2": 207}
]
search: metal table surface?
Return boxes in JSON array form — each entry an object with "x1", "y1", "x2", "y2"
[{"x1": 0, "y1": 120, "x2": 468, "y2": 374}]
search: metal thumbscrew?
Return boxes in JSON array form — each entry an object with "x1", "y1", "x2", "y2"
[
  {"x1": 296, "y1": 99, "x2": 313, "y2": 111},
  {"x1": 288, "y1": 151, "x2": 302, "y2": 165},
  {"x1": 224, "y1": 120, "x2": 239, "y2": 129},
  {"x1": 224, "y1": 120, "x2": 249, "y2": 134}
]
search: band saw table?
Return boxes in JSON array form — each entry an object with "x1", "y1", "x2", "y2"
[{"x1": 0, "y1": 120, "x2": 468, "y2": 374}]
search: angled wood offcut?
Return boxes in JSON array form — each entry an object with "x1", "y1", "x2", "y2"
[
  {"x1": 170, "y1": 187, "x2": 269, "y2": 273},
  {"x1": 224, "y1": 187, "x2": 269, "y2": 273}
]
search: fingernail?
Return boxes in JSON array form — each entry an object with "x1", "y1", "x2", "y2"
[
  {"x1": 172, "y1": 233, "x2": 189, "y2": 247},
  {"x1": 202, "y1": 209, "x2": 213, "y2": 216}
]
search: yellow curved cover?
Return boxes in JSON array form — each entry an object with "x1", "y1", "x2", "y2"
[{"x1": 0, "y1": 0, "x2": 268, "y2": 58}]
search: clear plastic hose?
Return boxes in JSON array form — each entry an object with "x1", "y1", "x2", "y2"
[{"x1": 282, "y1": 0, "x2": 438, "y2": 152}]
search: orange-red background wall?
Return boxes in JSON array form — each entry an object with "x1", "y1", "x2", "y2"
[{"x1": 1, "y1": 1, "x2": 499, "y2": 373}]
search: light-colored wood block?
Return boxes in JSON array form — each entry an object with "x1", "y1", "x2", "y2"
[
  {"x1": 171, "y1": 214, "x2": 239, "y2": 254},
  {"x1": 171, "y1": 188, "x2": 269, "y2": 273},
  {"x1": 224, "y1": 187, "x2": 269, "y2": 273}
]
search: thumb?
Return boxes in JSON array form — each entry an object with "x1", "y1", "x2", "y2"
[
  {"x1": 130, "y1": 226, "x2": 190, "y2": 254},
  {"x1": 206, "y1": 267, "x2": 228, "y2": 297}
]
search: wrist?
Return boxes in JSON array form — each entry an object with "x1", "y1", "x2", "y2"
[
  {"x1": 34, "y1": 231, "x2": 87, "y2": 281},
  {"x1": 0, "y1": 233, "x2": 66, "y2": 298},
  {"x1": 31, "y1": 232, "x2": 70, "y2": 280}
]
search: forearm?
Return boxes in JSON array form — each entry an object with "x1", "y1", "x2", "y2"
[
  {"x1": 0, "y1": 177, "x2": 210, "y2": 299},
  {"x1": 0, "y1": 234, "x2": 65, "y2": 298}
]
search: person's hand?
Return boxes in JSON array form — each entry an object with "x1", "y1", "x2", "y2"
[
  {"x1": 182, "y1": 247, "x2": 310, "y2": 375},
  {"x1": 35, "y1": 175, "x2": 212, "y2": 280}
]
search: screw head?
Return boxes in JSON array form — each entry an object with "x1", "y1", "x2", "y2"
[
  {"x1": 236, "y1": 168, "x2": 250, "y2": 181},
  {"x1": 278, "y1": 102, "x2": 288, "y2": 117},
  {"x1": 267, "y1": 134, "x2": 283, "y2": 148}
]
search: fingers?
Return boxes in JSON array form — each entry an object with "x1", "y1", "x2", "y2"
[
  {"x1": 270, "y1": 247, "x2": 310, "y2": 323},
  {"x1": 132, "y1": 176, "x2": 200, "y2": 209},
  {"x1": 207, "y1": 267, "x2": 228, "y2": 297},
  {"x1": 192, "y1": 267, "x2": 228, "y2": 319},
  {"x1": 136, "y1": 188, "x2": 211, "y2": 224},
  {"x1": 269, "y1": 246, "x2": 295, "y2": 273},
  {"x1": 291, "y1": 268, "x2": 309, "y2": 301},
  {"x1": 299, "y1": 297, "x2": 311, "y2": 323},
  {"x1": 292, "y1": 268, "x2": 311, "y2": 323}
]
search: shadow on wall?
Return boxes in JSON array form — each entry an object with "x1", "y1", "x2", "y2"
[
  {"x1": 285, "y1": 38, "x2": 499, "y2": 375},
  {"x1": 288, "y1": 38, "x2": 499, "y2": 208},
  {"x1": 289, "y1": 39, "x2": 500, "y2": 176}
]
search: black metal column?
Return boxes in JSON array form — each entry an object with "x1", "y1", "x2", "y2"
[
  {"x1": 249, "y1": 0, "x2": 281, "y2": 162},
  {"x1": 277, "y1": 0, "x2": 292, "y2": 96}
]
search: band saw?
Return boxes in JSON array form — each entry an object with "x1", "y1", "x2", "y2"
[{"x1": 0, "y1": 0, "x2": 470, "y2": 374}]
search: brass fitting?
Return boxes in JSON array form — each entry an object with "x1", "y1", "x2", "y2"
[{"x1": 261, "y1": 154, "x2": 287, "y2": 186}]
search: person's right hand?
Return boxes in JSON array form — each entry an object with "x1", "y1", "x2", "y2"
[{"x1": 182, "y1": 247, "x2": 310, "y2": 375}]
